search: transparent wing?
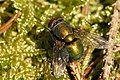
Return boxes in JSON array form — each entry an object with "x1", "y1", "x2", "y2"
[
  {"x1": 74, "y1": 28, "x2": 108, "y2": 49},
  {"x1": 52, "y1": 40, "x2": 69, "y2": 78}
]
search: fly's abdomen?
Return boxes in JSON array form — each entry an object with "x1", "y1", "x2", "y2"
[{"x1": 66, "y1": 39, "x2": 84, "y2": 60}]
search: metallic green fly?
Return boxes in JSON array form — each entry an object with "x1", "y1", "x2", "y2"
[{"x1": 47, "y1": 17, "x2": 108, "y2": 78}]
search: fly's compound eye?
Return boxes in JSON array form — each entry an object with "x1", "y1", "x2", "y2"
[{"x1": 48, "y1": 17, "x2": 63, "y2": 29}]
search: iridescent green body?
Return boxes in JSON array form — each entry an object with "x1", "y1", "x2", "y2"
[
  {"x1": 47, "y1": 17, "x2": 108, "y2": 77},
  {"x1": 66, "y1": 39, "x2": 83, "y2": 60},
  {"x1": 48, "y1": 17, "x2": 84, "y2": 60}
]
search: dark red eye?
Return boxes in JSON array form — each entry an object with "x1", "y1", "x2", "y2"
[{"x1": 48, "y1": 17, "x2": 63, "y2": 29}]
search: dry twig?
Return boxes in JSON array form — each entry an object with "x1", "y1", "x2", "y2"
[
  {"x1": 0, "y1": 12, "x2": 20, "y2": 34},
  {"x1": 103, "y1": 0, "x2": 120, "y2": 79}
]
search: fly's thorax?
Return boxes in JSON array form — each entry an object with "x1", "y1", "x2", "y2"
[
  {"x1": 52, "y1": 22, "x2": 74, "y2": 42},
  {"x1": 66, "y1": 39, "x2": 84, "y2": 60},
  {"x1": 48, "y1": 17, "x2": 75, "y2": 43}
]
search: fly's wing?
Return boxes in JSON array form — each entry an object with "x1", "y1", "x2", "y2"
[
  {"x1": 74, "y1": 28, "x2": 108, "y2": 49},
  {"x1": 52, "y1": 40, "x2": 69, "y2": 78}
]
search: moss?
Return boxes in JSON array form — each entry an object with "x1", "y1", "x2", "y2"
[{"x1": 0, "y1": 0, "x2": 120, "y2": 79}]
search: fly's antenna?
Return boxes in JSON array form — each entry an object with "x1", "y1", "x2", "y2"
[{"x1": 34, "y1": 16, "x2": 51, "y2": 31}]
